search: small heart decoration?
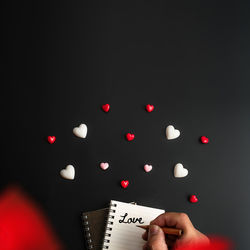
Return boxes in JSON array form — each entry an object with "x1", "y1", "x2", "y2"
[
  {"x1": 60, "y1": 165, "x2": 75, "y2": 180},
  {"x1": 47, "y1": 136, "x2": 56, "y2": 144},
  {"x1": 126, "y1": 133, "x2": 135, "y2": 141},
  {"x1": 201, "y1": 136, "x2": 209, "y2": 144},
  {"x1": 145, "y1": 104, "x2": 154, "y2": 112},
  {"x1": 189, "y1": 195, "x2": 198, "y2": 203},
  {"x1": 102, "y1": 104, "x2": 110, "y2": 112},
  {"x1": 100, "y1": 162, "x2": 109, "y2": 170},
  {"x1": 174, "y1": 163, "x2": 188, "y2": 178},
  {"x1": 73, "y1": 124, "x2": 87, "y2": 138},
  {"x1": 166, "y1": 125, "x2": 180, "y2": 140},
  {"x1": 121, "y1": 180, "x2": 129, "y2": 188},
  {"x1": 144, "y1": 164, "x2": 153, "y2": 172}
]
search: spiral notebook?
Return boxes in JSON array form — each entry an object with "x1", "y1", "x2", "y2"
[
  {"x1": 102, "y1": 200, "x2": 165, "y2": 250},
  {"x1": 82, "y1": 208, "x2": 109, "y2": 250}
]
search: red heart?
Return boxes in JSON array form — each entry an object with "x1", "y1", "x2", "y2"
[
  {"x1": 121, "y1": 180, "x2": 129, "y2": 188},
  {"x1": 47, "y1": 136, "x2": 56, "y2": 144},
  {"x1": 126, "y1": 133, "x2": 135, "y2": 141},
  {"x1": 102, "y1": 104, "x2": 110, "y2": 112},
  {"x1": 189, "y1": 195, "x2": 198, "y2": 203},
  {"x1": 200, "y1": 136, "x2": 209, "y2": 144},
  {"x1": 145, "y1": 104, "x2": 154, "y2": 112}
]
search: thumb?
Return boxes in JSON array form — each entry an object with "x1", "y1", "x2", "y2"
[{"x1": 146, "y1": 225, "x2": 168, "y2": 250}]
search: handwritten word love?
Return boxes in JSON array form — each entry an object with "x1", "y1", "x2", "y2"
[{"x1": 119, "y1": 213, "x2": 144, "y2": 224}]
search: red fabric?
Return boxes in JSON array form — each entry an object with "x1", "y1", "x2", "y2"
[{"x1": 0, "y1": 187, "x2": 62, "y2": 250}]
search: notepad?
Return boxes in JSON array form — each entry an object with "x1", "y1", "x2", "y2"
[
  {"x1": 102, "y1": 200, "x2": 165, "y2": 250},
  {"x1": 82, "y1": 208, "x2": 109, "y2": 250}
]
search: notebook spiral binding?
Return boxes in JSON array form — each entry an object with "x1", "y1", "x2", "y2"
[
  {"x1": 102, "y1": 202, "x2": 117, "y2": 249},
  {"x1": 82, "y1": 215, "x2": 94, "y2": 249}
]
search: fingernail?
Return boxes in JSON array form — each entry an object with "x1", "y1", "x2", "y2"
[{"x1": 149, "y1": 225, "x2": 159, "y2": 235}]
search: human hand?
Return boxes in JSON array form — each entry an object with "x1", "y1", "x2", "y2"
[{"x1": 142, "y1": 212, "x2": 210, "y2": 250}]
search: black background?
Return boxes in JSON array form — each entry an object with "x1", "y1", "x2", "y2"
[{"x1": 1, "y1": 0, "x2": 250, "y2": 249}]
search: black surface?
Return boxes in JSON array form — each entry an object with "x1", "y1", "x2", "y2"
[{"x1": 1, "y1": 1, "x2": 250, "y2": 249}]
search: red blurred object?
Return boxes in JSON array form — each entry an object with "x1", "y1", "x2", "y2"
[
  {"x1": 0, "y1": 187, "x2": 62, "y2": 250},
  {"x1": 145, "y1": 104, "x2": 154, "y2": 112},
  {"x1": 120, "y1": 180, "x2": 129, "y2": 188},
  {"x1": 102, "y1": 104, "x2": 110, "y2": 112},
  {"x1": 48, "y1": 136, "x2": 56, "y2": 144},
  {"x1": 126, "y1": 133, "x2": 135, "y2": 141},
  {"x1": 201, "y1": 136, "x2": 209, "y2": 144},
  {"x1": 175, "y1": 237, "x2": 233, "y2": 250},
  {"x1": 189, "y1": 195, "x2": 198, "y2": 203}
]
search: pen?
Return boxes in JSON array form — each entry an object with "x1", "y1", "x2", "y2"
[{"x1": 137, "y1": 225, "x2": 182, "y2": 236}]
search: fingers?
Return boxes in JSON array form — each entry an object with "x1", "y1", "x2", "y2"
[
  {"x1": 150, "y1": 212, "x2": 194, "y2": 234},
  {"x1": 145, "y1": 225, "x2": 168, "y2": 250},
  {"x1": 142, "y1": 230, "x2": 178, "y2": 243},
  {"x1": 142, "y1": 212, "x2": 209, "y2": 250}
]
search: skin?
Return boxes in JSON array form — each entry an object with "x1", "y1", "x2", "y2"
[{"x1": 142, "y1": 212, "x2": 210, "y2": 250}]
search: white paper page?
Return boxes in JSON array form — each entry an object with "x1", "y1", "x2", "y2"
[{"x1": 103, "y1": 200, "x2": 165, "y2": 250}]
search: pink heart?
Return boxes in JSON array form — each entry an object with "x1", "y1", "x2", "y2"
[
  {"x1": 144, "y1": 164, "x2": 153, "y2": 172},
  {"x1": 100, "y1": 162, "x2": 109, "y2": 170}
]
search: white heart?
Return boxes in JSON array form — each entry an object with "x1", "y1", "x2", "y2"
[
  {"x1": 60, "y1": 165, "x2": 75, "y2": 180},
  {"x1": 166, "y1": 125, "x2": 180, "y2": 140},
  {"x1": 174, "y1": 163, "x2": 188, "y2": 178},
  {"x1": 144, "y1": 164, "x2": 153, "y2": 172},
  {"x1": 100, "y1": 162, "x2": 109, "y2": 170},
  {"x1": 73, "y1": 123, "x2": 87, "y2": 138}
]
